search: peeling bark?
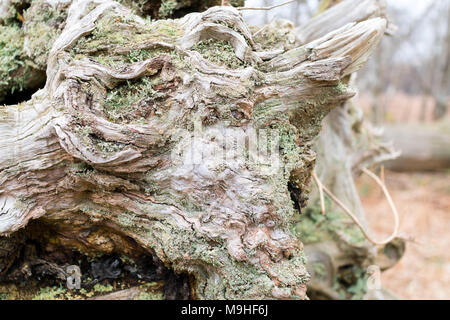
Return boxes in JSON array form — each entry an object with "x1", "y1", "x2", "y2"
[{"x1": 0, "y1": 0, "x2": 386, "y2": 299}]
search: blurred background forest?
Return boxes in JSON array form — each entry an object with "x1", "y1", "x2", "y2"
[{"x1": 243, "y1": 0, "x2": 450, "y2": 300}]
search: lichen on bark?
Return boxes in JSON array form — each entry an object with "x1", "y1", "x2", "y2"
[
  {"x1": 0, "y1": 0, "x2": 69, "y2": 102},
  {"x1": 0, "y1": 0, "x2": 245, "y2": 103}
]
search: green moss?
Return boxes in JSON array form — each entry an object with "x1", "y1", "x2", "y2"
[
  {"x1": 23, "y1": 0, "x2": 68, "y2": 69},
  {"x1": 133, "y1": 283, "x2": 164, "y2": 300},
  {"x1": 103, "y1": 77, "x2": 165, "y2": 123},
  {"x1": 93, "y1": 283, "x2": 114, "y2": 293},
  {"x1": 294, "y1": 198, "x2": 366, "y2": 245},
  {"x1": 159, "y1": 0, "x2": 177, "y2": 18},
  {"x1": 0, "y1": 292, "x2": 10, "y2": 300},
  {"x1": 90, "y1": 47, "x2": 172, "y2": 69},
  {"x1": 332, "y1": 265, "x2": 368, "y2": 300},
  {"x1": 0, "y1": 24, "x2": 27, "y2": 98},
  {"x1": 125, "y1": 47, "x2": 185, "y2": 68},
  {"x1": 127, "y1": 49, "x2": 158, "y2": 63},
  {"x1": 32, "y1": 285, "x2": 67, "y2": 300},
  {"x1": 69, "y1": 10, "x2": 186, "y2": 71},
  {"x1": 71, "y1": 14, "x2": 181, "y2": 59},
  {"x1": 71, "y1": 15, "x2": 135, "y2": 55},
  {"x1": 134, "y1": 290, "x2": 164, "y2": 300},
  {"x1": 192, "y1": 39, "x2": 246, "y2": 69}
]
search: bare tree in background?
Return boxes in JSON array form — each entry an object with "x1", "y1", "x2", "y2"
[
  {"x1": 433, "y1": 0, "x2": 450, "y2": 119},
  {"x1": 361, "y1": 0, "x2": 449, "y2": 123}
]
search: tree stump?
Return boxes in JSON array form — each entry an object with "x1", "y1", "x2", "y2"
[{"x1": 0, "y1": 0, "x2": 386, "y2": 299}]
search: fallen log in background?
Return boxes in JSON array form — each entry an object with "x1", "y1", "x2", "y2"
[{"x1": 382, "y1": 123, "x2": 450, "y2": 172}]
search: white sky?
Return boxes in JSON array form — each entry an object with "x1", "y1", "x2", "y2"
[{"x1": 388, "y1": 0, "x2": 434, "y2": 14}]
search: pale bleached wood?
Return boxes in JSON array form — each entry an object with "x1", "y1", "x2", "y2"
[{"x1": 296, "y1": 0, "x2": 388, "y2": 44}]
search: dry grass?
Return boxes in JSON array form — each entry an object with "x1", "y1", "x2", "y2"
[{"x1": 357, "y1": 170, "x2": 450, "y2": 300}]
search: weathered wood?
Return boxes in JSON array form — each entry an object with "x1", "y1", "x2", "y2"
[
  {"x1": 297, "y1": 0, "x2": 388, "y2": 45},
  {"x1": 0, "y1": 0, "x2": 245, "y2": 103},
  {"x1": 0, "y1": 0, "x2": 386, "y2": 299}
]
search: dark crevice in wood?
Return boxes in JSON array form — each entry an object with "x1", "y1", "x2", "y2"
[
  {"x1": 0, "y1": 220, "x2": 193, "y2": 300},
  {"x1": 1, "y1": 83, "x2": 44, "y2": 106},
  {"x1": 288, "y1": 181, "x2": 308, "y2": 214}
]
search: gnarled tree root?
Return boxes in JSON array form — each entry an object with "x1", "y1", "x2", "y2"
[{"x1": 0, "y1": 1, "x2": 386, "y2": 299}]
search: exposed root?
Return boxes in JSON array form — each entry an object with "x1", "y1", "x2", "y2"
[{"x1": 312, "y1": 168, "x2": 400, "y2": 246}]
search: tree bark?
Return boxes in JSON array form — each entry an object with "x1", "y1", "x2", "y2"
[{"x1": 0, "y1": 0, "x2": 386, "y2": 299}]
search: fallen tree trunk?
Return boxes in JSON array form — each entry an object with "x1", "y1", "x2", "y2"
[
  {"x1": 0, "y1": 0, "x2": 386, "y2": 299},
  {"x1": 382, "y1": 124, "x2": 450, "y2": 172}
]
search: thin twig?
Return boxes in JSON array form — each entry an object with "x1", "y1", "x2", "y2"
[
  {"x1": 312, "y1": 168, "x2": 400, "y2": 246},
  {"x1": 312, "y1": 171, "x2": 326, "y2": 215},
  {"x1": 238, "y1": 0, "x2": 297, "y2": 11}
]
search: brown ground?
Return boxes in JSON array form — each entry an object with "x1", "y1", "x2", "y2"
[{"x1": 357, "y1": 170, "x2": 450, "y2": 300}]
